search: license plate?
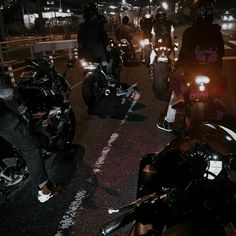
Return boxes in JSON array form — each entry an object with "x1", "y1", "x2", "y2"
[{"x1": 190, "y1": 92, "x2": 208, "y2": 101}]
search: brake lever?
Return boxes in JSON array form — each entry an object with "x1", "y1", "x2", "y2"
[{"x1": 108, "y1": 192, "x2": 166, "y2": 215}]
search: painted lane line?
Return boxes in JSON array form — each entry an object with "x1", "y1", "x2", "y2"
[{"x1": 55, "y1": 85, "x2": 140, "y2": 236}]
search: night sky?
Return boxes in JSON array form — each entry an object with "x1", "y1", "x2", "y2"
[{"x1": 63, "y1": 0, "x2": 235, "y2": 9}]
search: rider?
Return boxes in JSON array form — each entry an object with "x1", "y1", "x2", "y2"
[
  {"x1": 140, "y1": 13, "x2": 155, "y2": 41},
  {"x1": 149, "y1": 7, "x2": 175, "y2": 79},
  {"x1": 157, "y1": 0, "x2": 227, "y2": 132},
  {"x1": 77, "y1": 3, "x2": 127, "y2": 96},
  {"x1": 116, "y1": 16, "x2": 136, "y2": 60},
  {"x1": 0, "y1": 66, "x2": 62, "y2": 203}
]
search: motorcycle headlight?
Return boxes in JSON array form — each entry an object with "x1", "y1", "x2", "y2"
[
  {"x1": 195, "y1": 75, "x2": 210, "y2": 85},
  {"x1": 80, "y1": 59, "x2": 88, "y2": 68}
]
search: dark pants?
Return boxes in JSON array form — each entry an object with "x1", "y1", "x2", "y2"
[{"x1": 0, "y1": 114, "x2": 48, "y2": 190}]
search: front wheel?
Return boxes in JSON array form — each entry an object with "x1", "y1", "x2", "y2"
[
  {"x1": 82, "y1": 72, "x2": 107, "y2": 107},
  {"x1": 152, "y1": 61, "x2": 171, "y2": 101}
]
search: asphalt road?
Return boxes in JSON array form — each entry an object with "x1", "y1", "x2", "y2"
[{"x1": 0, "y1": 23, "x2": 236, "y2": 236}]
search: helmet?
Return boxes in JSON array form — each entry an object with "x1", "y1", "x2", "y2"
[
  {"x1": 155, "y1": 9, "x2": 167, "y2": 22},
  {"x1": 192, "y1": 0, "x2": 215, "y2": 23},
  {"x1": 83, "y1": 3, "x2": 99, "y2": 23},
  {"x1": 122, "y1": 16, "x2": 129, "y2": 24}
]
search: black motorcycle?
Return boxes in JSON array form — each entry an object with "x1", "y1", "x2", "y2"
[
  {"x1": 173, "y1": 70, "x2": 225, "y2": 130},
  {"x1": 0, "y1": 57, "x2": 76, "y2": 198},
  {"x1": 81, "y1": 39, "x2": 135, "y2": 108},
  {"x1": 151, "y1": 40, "x2": 177, "y2": 101},
  {"x1": 118, "y1": 39, "x2": 137, "y2": 67},
  {"x1": 100, "y1": 123, "x2": 236, "y2": 235}
]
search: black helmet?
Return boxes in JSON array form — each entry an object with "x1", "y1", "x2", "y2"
[
  {"x1": 122, "y1": 16, "x2": 129, "y2": 24},
  {"x1": 83, "y1": 3, "x2": 99, "y2": 23},
  {"x1": 192, "y1": 0, "x2": 215, "y2": 23},
  {"x1": 155, "y1": 9, "x2": 167, "y2": 22}
]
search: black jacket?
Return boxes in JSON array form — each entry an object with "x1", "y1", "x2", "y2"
[
  {"x1": 176, "y1": 23, "x2": 224, "y2": 71},
  {"x1": 153, "y1": 20, "x2": 172, "y2": 48},
  {"x1": 77, "y1": 21, "x2": 109, "y2": 61}
]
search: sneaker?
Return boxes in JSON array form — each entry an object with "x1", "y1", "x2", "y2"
[
  {"x1": 116, "y1": 87, "x2": 127, "y2": 96},
  {"x1": 157, "y1": 119, "x2": 173, "y2": 132},
  {"x1": 214, "y1": 98, "x2": 226, "y2": 112},
  {"x1": 171, "y1": 94, "x2": 185, "y2": 110},
  {"x1": 38, "y1": 182, "x2": 63, "y2": 203}
]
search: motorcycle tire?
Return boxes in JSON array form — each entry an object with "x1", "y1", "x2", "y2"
[
  {"x1": 82, "y1": 72, "x2": 107, "y2": 107},
  {"x1": 152, "y1": 61, "x2": 171, "y2": 101},
  {"x1": 186, "y1": 102, "x2": 208, "y2": 129}
]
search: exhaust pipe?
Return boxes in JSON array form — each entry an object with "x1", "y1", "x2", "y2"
[{"x1": 105, "y1": 89, "x2": 110, "y2": 96}]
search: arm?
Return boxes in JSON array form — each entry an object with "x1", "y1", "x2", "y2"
[{"x1": 175, "y1": 28, "x2": 191, "y2": 69}]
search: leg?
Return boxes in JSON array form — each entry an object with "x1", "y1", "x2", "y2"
[
  {"x1": 157, "y1": 91, "x2": 176, "y2": 132},
  {"x1": 0, "y1": 115, "x2": 48, "y2": 190}
]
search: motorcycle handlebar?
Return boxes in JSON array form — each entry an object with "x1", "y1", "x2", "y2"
[{"x1": 100, "y1": 211, "x2": 136, "y2": 236}]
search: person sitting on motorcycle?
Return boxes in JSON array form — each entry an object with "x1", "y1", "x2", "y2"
[
  {"x1": 149, "y1": 8, "x2": 175, "y2": 80},
  {"x1": 77, "y1": 3, "x2": 127, "y2": 96},
  {"x1": 140, "y1": 13, "x2": 155, "y2": 41},
  {"x1": 0, "y1": 66, "x2": 62, "y2": 203},
  {"x1": 115, "y1": 16, "x2": 136, "y2": 60},
  {"x1": 157, "y1": 0, "x2": 227, "y2": 132}
]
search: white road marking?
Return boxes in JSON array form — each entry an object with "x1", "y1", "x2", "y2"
[{"x1": 55, "y1": 85, "x2": 140, "y2": 236}]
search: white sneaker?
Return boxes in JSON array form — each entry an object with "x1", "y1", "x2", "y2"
[{"x1": 38, "y1": 182, "x2": 62, "y2": 203}]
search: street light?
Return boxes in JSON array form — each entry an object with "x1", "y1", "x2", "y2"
[{"x1": 161, "y1": 2, "x2": 168, "y2": 10}]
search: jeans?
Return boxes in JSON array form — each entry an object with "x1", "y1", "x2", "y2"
[{"x1": 0, "y1": 113, "x2": 48, "y2": 190}]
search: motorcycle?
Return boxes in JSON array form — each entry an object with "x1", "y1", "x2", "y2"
[
  {"x1": 0, "y1": 56, "x2": 76, "y2": 198},
  {"x1": 100, "y1": 123, "x2": 236, "y2": 235},
  {"x1": 81, "y1": 39, "x2": 135, "y2": 108},
  {"x1": 173, "y1": 69, "x2": 225, "y2": 130},
  {"x1": 151, "y1": 39, "x2": 177, "y2": 101}
]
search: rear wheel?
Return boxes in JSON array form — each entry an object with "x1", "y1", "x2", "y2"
[
  {"x1": 82, "y1": 72, "x2": 107, "y2": 107},
  {"x1": 152, "y1": 61, "x2": 171, "y2": 101},
  {"x1": 186, "y1": 102, "x2": 208, "y2": 129}
]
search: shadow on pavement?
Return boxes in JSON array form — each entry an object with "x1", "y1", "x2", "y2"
[
  {"x1": 48, "y1": 144, "x2": 85, "y2": 185},
  {"x1": 87, "y1": 85, "x2": 148, "y2": 122}
]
